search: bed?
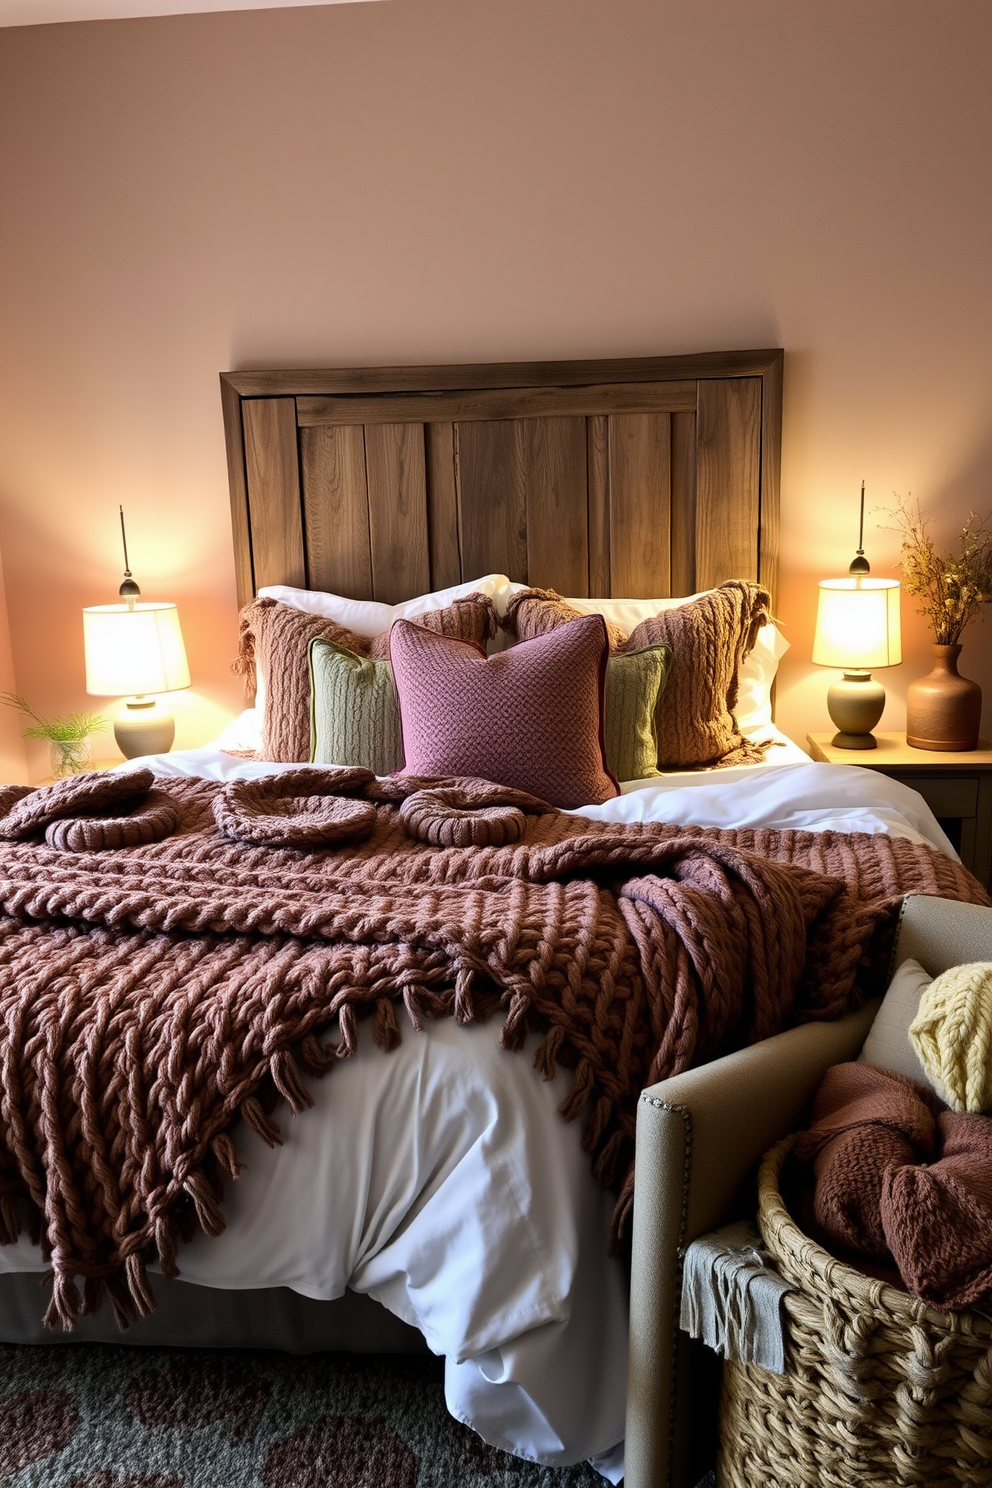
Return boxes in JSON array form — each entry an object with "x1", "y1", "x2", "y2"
[{"x1": 0, "y1": 350, "x2": 984, "y2": 1488}]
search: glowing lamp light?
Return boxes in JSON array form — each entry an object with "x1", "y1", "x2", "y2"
[
  {"x1": 83, "y1": 601, "x2": 190, "y2": 758},
  {"x1": 812, "y1": 577, "x2": 901, "y2": 749}
]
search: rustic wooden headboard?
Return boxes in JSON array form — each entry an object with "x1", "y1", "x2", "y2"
[{"x1": 220, "y1": 349, "x2": 782, "y2": 612}]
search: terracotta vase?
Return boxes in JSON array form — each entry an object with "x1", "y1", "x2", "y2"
[{"x1": 906, "y1": 643, "x2": 982, "y2": 751}]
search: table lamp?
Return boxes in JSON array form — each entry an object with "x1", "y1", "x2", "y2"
[
  {"x1": 82, "y1": 510, "x2": 191, "y2": 759},
  {"x1": 812, "y1": 484, "x2": 901, "y2": 750}
]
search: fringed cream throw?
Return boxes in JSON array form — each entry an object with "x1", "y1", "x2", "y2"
[{"x1": 0, "y1": 769, "x2": 985, "y2": 1330}]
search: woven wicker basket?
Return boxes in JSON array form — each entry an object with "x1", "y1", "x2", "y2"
[{"x1": 717, "y1": 1135, "x2": 992, "y2": 1488}]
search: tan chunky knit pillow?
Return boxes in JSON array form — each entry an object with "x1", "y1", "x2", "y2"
[
  {"x1": 235, "y1": 595, "x2": 498, "y2": 762},
  {"x1": 504, "y1": 581, "x2": 772, "y2": 769},
  {"x1": 625, "y1": 582, "x2": 773, "y2": 767}
]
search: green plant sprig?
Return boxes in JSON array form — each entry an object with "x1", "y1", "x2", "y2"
[
  {"x1": 0, "y1": 693, "x2": 106, "y2": 743},
  {"x1": 882, "y1": 496, "x2": 992, "y2": 646}
]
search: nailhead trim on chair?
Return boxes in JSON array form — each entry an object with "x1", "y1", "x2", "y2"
[{"x1": 639, "y1": 1093, "x2": 694, "y2": 1487}]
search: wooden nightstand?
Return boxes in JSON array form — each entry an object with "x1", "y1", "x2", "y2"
[
  {"x1": 807, "y1": 732, "x2": 992, "y2": 890},
  {"x1": 36, "y1": 758, "x2": 124, "y2": 786}
]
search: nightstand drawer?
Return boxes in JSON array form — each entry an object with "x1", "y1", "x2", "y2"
[{"x1": 904, "y1": 776, "x2": 979, "y2": 819}]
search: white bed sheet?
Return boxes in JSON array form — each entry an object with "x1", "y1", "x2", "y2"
[{"x1": 0, "y1": 736, "x2": 957, "y2": 1481}]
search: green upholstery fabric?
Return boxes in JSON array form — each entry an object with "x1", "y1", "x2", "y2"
[
  {"x1": 604, "y1": 644, "x2": 672, "y2": 782},
  {"x1": 309, "y1": 639, "x2": 404, "y2": 775}
]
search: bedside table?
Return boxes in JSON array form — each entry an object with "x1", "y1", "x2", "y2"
[
  {"x1": 807, "y1": 732, "x2": 992, "y2": 890},
  {"x1": 36, "y1": 759, "x2": 124, "y2": 786}
]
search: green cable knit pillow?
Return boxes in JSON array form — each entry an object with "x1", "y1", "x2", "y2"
[
  {"x1": 603, "y1": 644, "x2": 672, "y2": 782},
  {"x1": 309, "y1": 639, "x2": 404, "y2": 775},
  {"x1": 310, "y1": 635, "x2": 670, "y2": 783}
]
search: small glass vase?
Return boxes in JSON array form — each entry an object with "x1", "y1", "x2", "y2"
[{"x1": 49, "y1": 736, "x2": 95, "y2": 779}]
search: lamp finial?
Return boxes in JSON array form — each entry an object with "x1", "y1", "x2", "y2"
[
  {"x1": 118, "y1": 506, "x2": 141, "y2": 607},
  {"x1": 849, "y1": 481, "x2": 871, "y2": 576}
]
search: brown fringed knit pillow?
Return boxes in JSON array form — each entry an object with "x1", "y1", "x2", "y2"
[
  {"x1": 503, "y1": 587, "x2": 630, "y2": 651},
  {"x1": 235, "y1": 596, "x2": 499, "y2": 762},
  {"x1": 504, "y1": 581, "x2": 773, "y2": 769},
  {"x1": 625, "y1": 583, "x2": 772, "y2": 767}
]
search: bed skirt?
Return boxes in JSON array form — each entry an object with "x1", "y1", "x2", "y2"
[{"x1": 0, "y1": 1274, "x2": 430, "y2": 1354}]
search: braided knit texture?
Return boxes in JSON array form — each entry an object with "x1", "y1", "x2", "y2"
[
  {"x1": 44, "y1": 789, "x2": 182, "y2": 852},
  {"x1": 214, "y1": 767, "x2": 378, "y2": 848},
  {"x1": 911, "y1": 961, "x2": 992, "y2": 1113},
  {"x1": 0, "y1": 771, "x2": 985, "y2": 1331},
  {"x1": 399, "y1": 782, "x2": 556, "y2": 847},
  {"x1": 0, "y1": 768, "x2": 155, "y2": 841}
]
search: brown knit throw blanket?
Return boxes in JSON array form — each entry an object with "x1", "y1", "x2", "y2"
[{"x1": 0, "y1": 772, "x2": 985, "y2": 1330}]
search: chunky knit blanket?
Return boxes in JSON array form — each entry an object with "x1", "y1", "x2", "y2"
[{"x1": 0, "y1": 769, "x2": 985, "y2": 1330}]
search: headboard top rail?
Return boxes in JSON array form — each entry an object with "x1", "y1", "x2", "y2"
[{"x1": 222, "y1": 347, "x2": 783, "y2": 400}]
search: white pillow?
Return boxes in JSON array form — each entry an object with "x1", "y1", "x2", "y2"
[
  {"x1": 500, "y1": 584, "x2": 789, "y2": 732},
  {"x1": 259, "y1": 574, "x2": 511, "y2": 638},
  {"x1": 858, "y1": 957, "x2": 934, "y2": 1086}
]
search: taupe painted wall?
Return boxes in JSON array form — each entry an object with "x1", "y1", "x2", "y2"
[{"x1": 1, "y1": 0, "x2": 990, "y2": 778}]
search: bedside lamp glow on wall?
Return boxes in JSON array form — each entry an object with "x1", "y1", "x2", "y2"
[
  {"x1": 82, "y1": 510, "x2": 191, "y2": 759},
  {"x1": 812, "y1": 484, "x2": 901, "y2": 750}
]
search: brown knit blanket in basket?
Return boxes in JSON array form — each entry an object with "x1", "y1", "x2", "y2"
[{"x1": 0, "y1": 770, "x2": 985, "y2": 1330}]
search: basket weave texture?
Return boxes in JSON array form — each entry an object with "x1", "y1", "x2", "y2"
[{"x1": 717, "y1": 1135, "x2": 992, "y2": 1488}]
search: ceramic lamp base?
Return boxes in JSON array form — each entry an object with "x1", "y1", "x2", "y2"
[
  {"x1": 826, "y1": 670, "x2": 885, "y2": 750},
  {"x1": 114, "y1": 698, "x2": 175, "y2": 759}
]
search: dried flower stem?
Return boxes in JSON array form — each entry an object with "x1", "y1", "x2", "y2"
[{"x1": 882, "y1": 497, "x2": 992, "y2": 645}]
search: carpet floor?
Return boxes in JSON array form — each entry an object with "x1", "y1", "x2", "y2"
[{"x1": 0, "y1": 1345, "x2": 609, "y2": 1487}]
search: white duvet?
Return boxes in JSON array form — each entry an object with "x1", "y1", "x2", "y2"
[{"x1": 0, "y1": 732, "x2": 957, "y2": 1482}]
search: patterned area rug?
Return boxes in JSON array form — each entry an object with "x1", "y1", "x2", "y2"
[{"x1": 0, "y1": 1346, "x2": 608, "y2": 1487}]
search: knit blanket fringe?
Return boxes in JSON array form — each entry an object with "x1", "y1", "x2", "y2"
[{"x1": 0, "y1": 769, "x2": 985, "y2": 1330}]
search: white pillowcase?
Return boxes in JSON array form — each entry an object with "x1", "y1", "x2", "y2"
[
  {"x1": 858, "y1": 956, "x2": 934, "y2": 1087},
  {"x1": 500, "y1": 583, "x2": 789, "y2": 733},
  {"x1": 259, "y1": 575, "x2": 511, "y2": 637}
]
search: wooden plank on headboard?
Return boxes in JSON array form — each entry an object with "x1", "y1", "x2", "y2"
[
  {"x1": 608, "y1": 413, "x2": 673, "y2": 598},
  {"x1": 425, "y1": 422, "x2": 462, "y2": 590},
  {"x1": 299, "y1": 424, "x2": 372, "y2": 600},
  {"x1": 670, "y1": 411, "x2": 698, "y2": 596},
  {"x1": 296, "y1": 381, "x2": 695, "y2": 427},
  {"x1": 220, "y1": 374, "x2": 254, "y2": 611},
  {"x1": 586, "y1": 416, "x2": 611, "y2": 598},
  {"x1": 694, "y1": 377, "x2": 762, "y2": 591},
  {"x1": 758, "y1": 353, "x2": 782, "y2": 606},
  {"x1": 242, "y1": 398, "x2": 306, "y2": 592},
  {"x1": 365, "y1": 424, "x2": 431, "y2": 604},
  {"x1": 456, "y1": 420, "x2": 529, "y2": 582},
  {"x1": 522, "y1": 418, "x2": 588, "y2": 594}
]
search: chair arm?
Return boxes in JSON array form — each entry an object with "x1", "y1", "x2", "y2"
[{"x1": 623, "y1": 999, "x2": 880, "y2": 1488}]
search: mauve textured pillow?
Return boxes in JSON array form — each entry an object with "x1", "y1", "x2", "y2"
[
  {"x1": 235, "y1": 595, "x2": 498, "y2": 762},
  {"x1": 504, "y1": 581, "x2": 772, "y2": 768},
  {"x1": 389, "y1": 613, "x2": 619, "y2": 808}
]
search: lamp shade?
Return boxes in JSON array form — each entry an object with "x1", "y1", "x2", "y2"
[
  {"x1": 83, "y1": 602, "x2": 191, "y2": 696},
  {"x1": 812, "y1": 578, "x2": 902, "y2": 670}
]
